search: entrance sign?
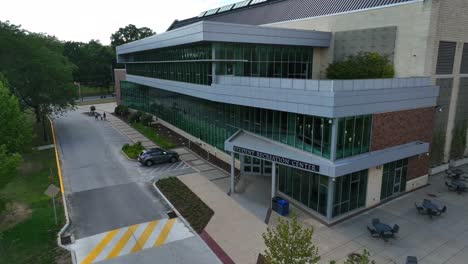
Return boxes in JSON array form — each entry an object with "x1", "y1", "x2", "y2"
[{"x1": 233, "y1": 146, "x2": 320, "y2": 173}]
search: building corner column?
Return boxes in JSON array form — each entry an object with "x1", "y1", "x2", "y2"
[
  {"x1": 326, "y1": 177, "x2": 335, "y2": 221},
  {"x1": 271, "y1": 162, "x2": 277, "y2": 199},
  {"x1": 211, "y1": 45, "x2": 216, "y2": 84},
  {"x1": 230, "y1": 152, "x2": 235, "y2": 195},
  {"x1": 330, "y1": 119, "x2": 338, "y2": 161}
]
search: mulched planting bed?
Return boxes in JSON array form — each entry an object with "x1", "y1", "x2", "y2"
[{"x1": 156, "y1": 177, "x2": 214, "y2": 233}]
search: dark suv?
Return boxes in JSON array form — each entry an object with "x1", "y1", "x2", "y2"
[{"x1": 138, "y1": 148, "x2": 179, "y2": 166}]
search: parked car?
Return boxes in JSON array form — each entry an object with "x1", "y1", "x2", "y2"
[{"x1": 138, "y1": 148, "x2": 179, "y2": 166}]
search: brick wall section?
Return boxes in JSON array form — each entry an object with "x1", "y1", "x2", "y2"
[
  {"x1": 371, "y1": 107, "x2": 434, "y2": 151},
  {"x1": 114, "y1": 69, "x2": 126, "y2": 105},
  {"x1": 371, "y1": 107, "x2": 435, "y2": 179},
  {"x1": 408, "y1": 155, "x2": 430, "y2": 180}
]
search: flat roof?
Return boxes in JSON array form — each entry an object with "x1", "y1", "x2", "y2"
[
  {"x1": 116, "y1": 21, "x2": 331, "y2": 56},
  {"x1": 168, "y1": 0, "x2": 420, "y2": 31}
]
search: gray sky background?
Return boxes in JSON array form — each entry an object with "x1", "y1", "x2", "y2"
[{"x1": 0, "y1": 0, "x2": 238, "y2": 45}]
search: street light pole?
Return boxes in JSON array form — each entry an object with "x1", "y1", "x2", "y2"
[
  {"x1": 74, "y1": 82, "x2": 82, "y2": 102},
  {"x1": 78, "y1": 83, "x2": 82, "y2": 102}
]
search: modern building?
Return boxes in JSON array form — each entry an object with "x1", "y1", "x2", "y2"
[{"x1": 114, "y1": 0, "x2": 468, "y2": 224}]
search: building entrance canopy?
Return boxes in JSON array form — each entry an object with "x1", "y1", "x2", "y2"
[
  {"x1": 225, "y1": 130, "x2": 430, "y2": 178},
  {"x1": 225, "y1": 130, "x2": 329, "y2": 174}
]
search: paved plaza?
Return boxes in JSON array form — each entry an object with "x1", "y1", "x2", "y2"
[{"x1": 267, "y1": 166, "x2": 468, "y2": 264}]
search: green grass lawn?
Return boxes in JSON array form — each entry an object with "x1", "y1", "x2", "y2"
[
  {"x1": 131, "y1": 122, "x2": 176, "y2": 149},
  {"x1": 0, "y1": 116, "x2": 68, "y2": 264},
  {"x1": 122, "y1": 142, "x2": 145, "y2": 159}
]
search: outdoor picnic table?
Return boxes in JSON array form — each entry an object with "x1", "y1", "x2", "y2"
[
  {"x1": 374, "y1": 222, "x2": 392, "y2": 233},
  {"x1": 422, "y1": 199, "x2": 439, "y2": 211},
  {"x1": 452, "y1": 180, "x2": 466, "y2": 188}
]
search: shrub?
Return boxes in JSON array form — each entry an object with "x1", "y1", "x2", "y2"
[
  {"x1": 128, "y1": 112, "x2": 140, "y2": 123},
  {"x1": 326, "y1": 52, "x2": 395, "y2": 79},
  {"x1": 122, "y1": 142, "x2": 145, "y2": 159},
  {"x1": 114, "y1": 105, "x2": 129, "y2": 116},
  {"x1": 263, "y1": 214, "x2": 320, "y2": 264},
  {"x1": 140, "y1": 114, "x2": 153, "y2": 126}
]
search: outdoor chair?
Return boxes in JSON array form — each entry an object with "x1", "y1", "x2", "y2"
[
  {"x1": 372, "y1": 218, "x2": 380, "y2": 226},
  {"x1": 367, "y1": 226, "x2": 379, "y2": 237},
  {"x1": 439, "y1": 206, "x2": 447, "y2": 215},
  {"x1": 415, "y1": 202, "x2": 426, "y2": 214},
  {"x1": 445, "y1": 182, "x2": 458, "y2": 191}
]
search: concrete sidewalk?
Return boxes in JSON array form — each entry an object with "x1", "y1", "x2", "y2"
[
  {"x1": 79, "y1": 104, "x2": 158, "y2": 150},
  {"x1": 179, "y1": 173, "x2": 268, "y2": 264}
]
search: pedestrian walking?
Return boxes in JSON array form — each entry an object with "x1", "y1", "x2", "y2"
[
  {"x1": 94, "y1": 112, "x2": 98, "y2": 120},
  {"x1": 103, "y1": 112, "x2": 107, "y2": 120}
]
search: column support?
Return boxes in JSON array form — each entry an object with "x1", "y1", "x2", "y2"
[
  {"x1": 211, "y1": 45, "x2": 216, "y2": 84},
  {"x1": 230, "y1": 152, "x2": 235, "y2": 195},
  {"x1": 271, "y1": 162, "x2": 277, "y2": 199},
  {"x1": 330, "y1": 118, "x2": 338, "y2": 161},
  {"x1": 326, "y1": 177, "x2": 336, "y2": 221}
]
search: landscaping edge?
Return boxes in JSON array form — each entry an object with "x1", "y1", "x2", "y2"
[
  {"x1": 49, "y1": 116, "x2": 77, "y2": 264},
  {"x1": 120, "y1": 149, "x2": 136, "y2": 161}
]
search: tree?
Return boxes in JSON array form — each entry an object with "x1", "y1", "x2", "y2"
[
  {"x1": 0, "y1": 21, "x2": 76, "y2": 125},
  {"x1": 0, "y1": 76, "x2": 31, "y2": 190},
  {"x1": 110, "y1": 24, "x2": 155, "y2": 47},
  {"x1": 0, "y1": 75, "x2": 32, "y2": 153},
  {"x1": 326, "y1": 52, "x2": 395, "y2": 79},
  {"x1": 262, "y1": 214, "x2": 320, "y2": 264},
  {"x1": 342, "y1": 250, "x2": 376, "y2": 264},
  {"x1": 63, "y1": 40, "x2": 114, "y2": 88}
]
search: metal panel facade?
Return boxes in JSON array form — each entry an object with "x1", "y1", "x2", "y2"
[{"x1": 170, "y1": 0, "x2": 420, "y2": 30}]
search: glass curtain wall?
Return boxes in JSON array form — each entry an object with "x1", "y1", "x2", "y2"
[
  {"x1": 336, "y1": 115, "x2": 372, "y2": 159},
  {"x1": 121, "y1": 81, "x2": 332, "y2": 158},
  {"x1": 278, "y1": 165, "x2": 329, "y2": 216},
  {"x1": 277, "y1": 165, "x2": 368, "y2": 218},
  {"x1": 214, "y1": 43, "x2": 314, "y2": 79},
  {"x1": 124, "y1": 44, "x2": 212, "y2": 85},
  {"x1": 332, "y1": 170, "x2": 368, "y2": 217},
  {"x1": 380, "y1": 158, "x2": 408, "y2": 200}
]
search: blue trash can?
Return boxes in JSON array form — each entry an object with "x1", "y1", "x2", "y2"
[
  {"x1": 272, "y1": 196, "x2": 281, "y2": 213},
  {"x1": 277, "y1": 199, "x2": 289, "y2": 216}
]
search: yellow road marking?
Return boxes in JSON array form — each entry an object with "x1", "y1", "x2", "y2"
[
  {"x1": 48, "y1": 117, "x2": 65, "y2": 194},
  {"x1": 131, "y1": 220, "x2": 159, "y2": 253},
  {"x1": 81, "y1": 229, "x2": 120, "y2": 264},
  {"x1": 106, "y1": 224, "x2": 140, "y2": 260},
  {"x1": 154, "y1": 219, "x2": 176, "y2": 247}
]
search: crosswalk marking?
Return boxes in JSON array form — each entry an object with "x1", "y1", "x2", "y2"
[
  {"x1": 154, "y1": 218, "x2": 176, "y2": 247},
  {"x1": 131, "y1": 220, "x2": 158, "y2": 253},
  {"x1": 81, "y1": 229, "x2": 119, "y2": 264},
  {"x1": 106, "y1": 224, "x2": 140, "y2": 259},
  {"x1": 73, "y1": 218, "x2": 193, "y2": 264}
]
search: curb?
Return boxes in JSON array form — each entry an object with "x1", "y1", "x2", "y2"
[
  {"x1": 49, "y1": 117, "x2": 77, "y2": 264},
  {"x1": 152, "y1": 181, "x2": 198, "y2": 235},
  {"x1": 120, "y1": 149, "x2": 137, "y2": 161}
]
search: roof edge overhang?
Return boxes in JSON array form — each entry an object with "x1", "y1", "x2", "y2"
[
  {"x1": 116, "y1": 21, "x2": 331, "y2": 56},
  {"x1": 225, "y1": 130, "x2": 429, "y2": 177}
]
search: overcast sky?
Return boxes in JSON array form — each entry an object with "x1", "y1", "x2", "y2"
[{"x1": 0, "y1": 0, "x2": 238, "y2": 45}]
